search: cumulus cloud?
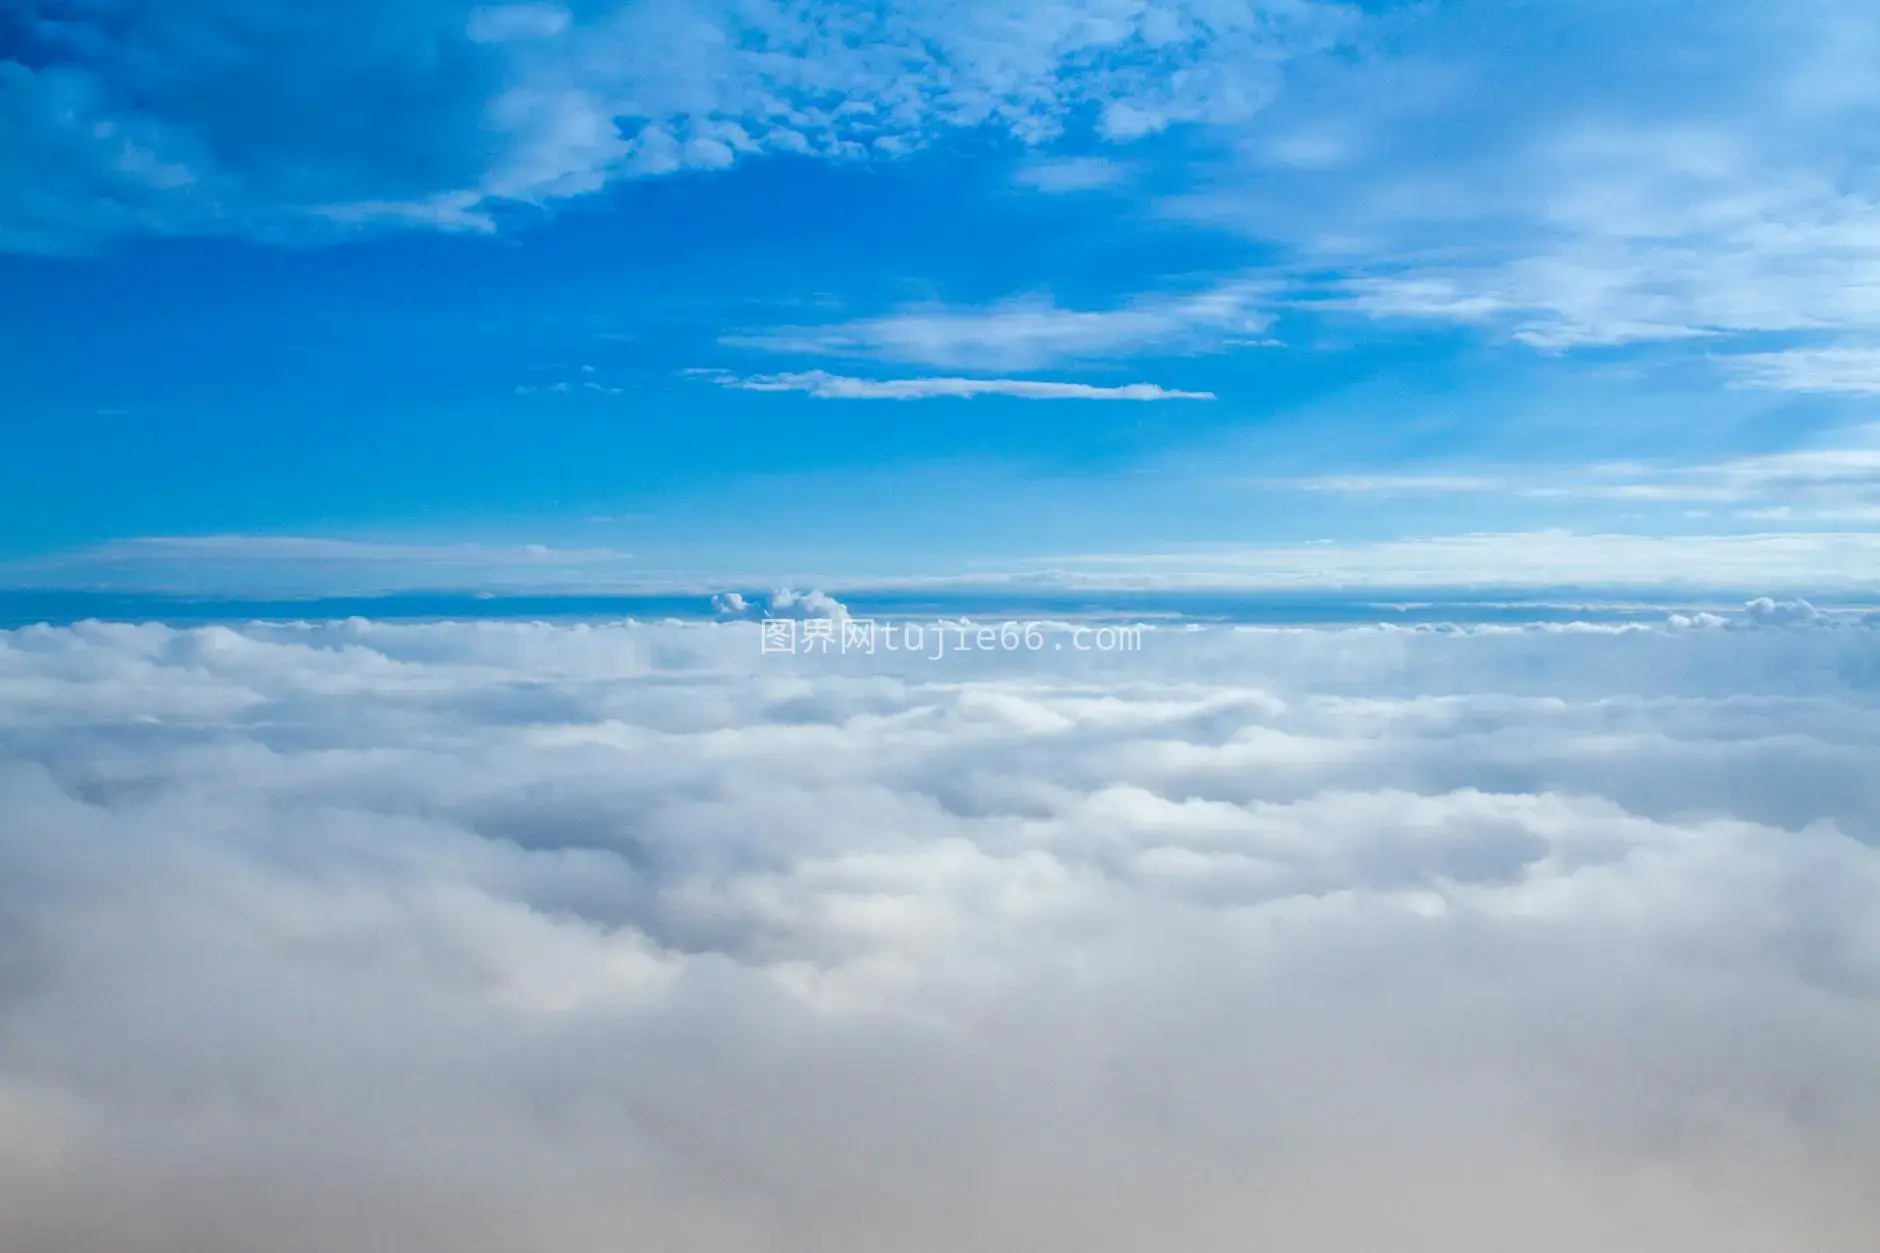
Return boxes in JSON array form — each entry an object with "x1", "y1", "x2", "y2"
[
  {"x1": 1, "y1": 615, "x2": 1878, "y2": 1251},
  {"x1": 689, "y1": 368, "x2": 1214, "y2": 401},
  {"x1": 712, "y1": 588, "x2": 850, "y2": 619},
  {"x1": 0, "y1": 0, "x2": 1349, "y2": 251},
  {"x1": 1742, "y1": 595, "x2": 1823, "y2": 624}
]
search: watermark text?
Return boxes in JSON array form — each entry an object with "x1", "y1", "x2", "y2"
[{"x1": 759, "y1": 618, "x2": 1143, "y2": 659}]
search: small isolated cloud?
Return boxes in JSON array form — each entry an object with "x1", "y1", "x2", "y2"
[
  {"x1": 516, "y1": 379, "x2": 623, "y2": 396},
  {"x1": 688, "y1": 368, "x2": 1213, "y2": 401},
  {"x1": 1742, "y1": 595, "x2": 1822, "y2": 624},
  {"x1": 714, "y1": 587, "x2": 850, "y2": 619}
]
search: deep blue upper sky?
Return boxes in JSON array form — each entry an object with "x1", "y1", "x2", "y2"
[{"x1": 4, "y1": 0, "x2": 1880, "y2": 593}]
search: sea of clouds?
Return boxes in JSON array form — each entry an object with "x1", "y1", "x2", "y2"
[{"x1": 2, "y1": 612, "x2": 1878, "y2": 1251}]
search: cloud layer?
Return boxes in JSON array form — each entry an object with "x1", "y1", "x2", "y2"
[{"x1": 2, "y1": 615, "x2": 1878, "y2": 1251}]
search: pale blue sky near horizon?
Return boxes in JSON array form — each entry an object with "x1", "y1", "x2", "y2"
[{"x1": 5, "y1": 0, "x2": 1880, "y2": 593}]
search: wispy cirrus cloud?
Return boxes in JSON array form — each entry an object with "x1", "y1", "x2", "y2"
[
  {"x1": 516, "y1": 365, "x2": 624, "y2": 395},
  {"x1": 1722, "y1": 345, "x2": 1880, "y2": 395},
  {"x1": 688, "y1": 368, "x2": 1213, "y2": 401},
  {"x1": 515, "y1": 380, "x2": 623, "y2": 395},
  {"x1": 1169, "y1": 3, "x2": 1880, "y2": 364},
  {"x1": 1259, "y1": 426, "x2": 1880, "y2": 519},
  {"x1": 1272, "y1": 472, "x2": 1508, "y2": 496},
  {"x1": 724, "y1": 281, "x2": 1275, "y2": 371},
  {"x1": 0, "y1": 535, "x2": 636, "y2": 594},
  {"x1": 1012, "y1": 155, "x2": 1132, "y2": 194},
  {"x1": 1030, "y1": 529, "x2": 1880, "y2": 590}
]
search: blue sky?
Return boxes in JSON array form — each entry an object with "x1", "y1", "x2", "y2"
[{"x1": 5, "y1": 0, "x2": 1880, "y2": 593}]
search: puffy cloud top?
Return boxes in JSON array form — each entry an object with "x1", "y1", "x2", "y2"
[{"x1": 2, "y1": 615, "x2": 1878, "y2": 1250}]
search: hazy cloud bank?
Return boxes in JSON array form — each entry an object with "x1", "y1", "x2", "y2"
[{"x1": 1, "y1": 616, "x2": 1877, "y2": 1251}]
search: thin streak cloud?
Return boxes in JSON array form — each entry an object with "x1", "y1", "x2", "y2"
[{"x1": 689, "y1": 369, "x2": 1215, "y2": 401}]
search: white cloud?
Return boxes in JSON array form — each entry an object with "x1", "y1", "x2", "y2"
[
  {"x1": 1742, "y1": 595, "x2": 1824, "y2": 624},
  {"x1": 515, "y1": 378, "x2": 624, "y2": 395},
  {"x1": 16, "y1": 520, "x2": 1880, "y2": 598},
  {"x1": 691, "y1": 368, "x2": 1214, "y2": 400},
  {"x1": 1, "y1": 0, "x2": 1352, "y2": 249},
  {"x1": 1013, "y1": 155, "x2": 1131, "y2": 193},
  {"x1": 1274, "y1": 472, "x2": 1509, "y2": 495},
  {"x1": 16, "y1": 0, "x2": 1880, "y2": 397},
  {"x1": 1724, "y1": 345, "x2": 1880, "y2": 395},
  {"x1": 1028, "y1": 529, "x2": 1880, "y2": 590},
  {"x1": 1170, "y1": 2, "x2": 1880, "y2": 358},
  {"x1": 467, "y1": 4, "x2": 572, "y2": 44},
  {"x1": 1255, "y1": 426, "x2": 1880, "y2": 520},
  {"x1": 0, "y1": 61, "x2": 216, "y2": 253},
  {"x1": 1, "y1": 615, "x2": 1878, "y2": 1250},
  {"x1": 711, "y1": 587, "x2": 850, "y2": 620},
  {"x1": 725, "y1": 282, "x2": 1273, "y2": 370},
  {"x1": 1, "y1": 535, "x2": 637, "y2": 595}
]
